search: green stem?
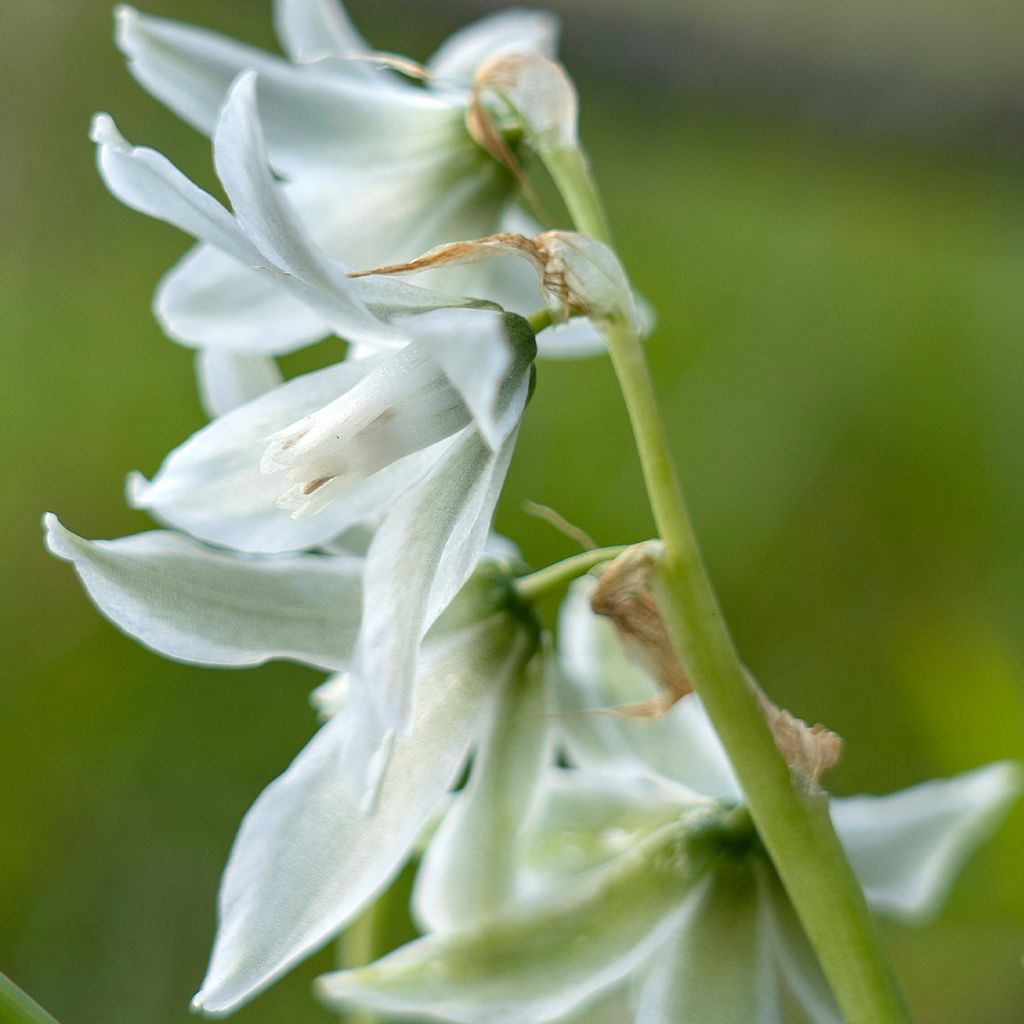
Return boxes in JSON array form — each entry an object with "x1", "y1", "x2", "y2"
[
  {"x1": 339, "y1": 906, "x2": 382, "y2": 1024},
  {"x1": 549, "y1": 155, "x2": 910, "y2": 1022},
  {"x1": 527, "y1": 308, "x2": 553, "y2": 333},
  {"x1": 514, "y1": 545, "x2": 629, "y2": 603},
  {"x1": 543, "y1": 147, "x2": 613, "y2": 243}
]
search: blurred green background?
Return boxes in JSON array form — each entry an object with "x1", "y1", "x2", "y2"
[{"x1": 2, "y1": 1, "x2": 1023, "y2": 1021}]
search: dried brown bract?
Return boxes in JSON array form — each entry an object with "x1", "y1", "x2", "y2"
[
  {"x1": 589, "y1": 542, "x2": 692, "y2": 718},
  {"x1": 749, "y1": 677, "x2": 843, "y2": 793}
]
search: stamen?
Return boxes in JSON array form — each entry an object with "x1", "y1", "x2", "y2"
[{"x1": 302, "y1": 476, "x2": 335, "y2": 495}]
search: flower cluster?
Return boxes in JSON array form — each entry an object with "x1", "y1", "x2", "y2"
[{"x1": 47, "y1": 2, "x2": 1018, "y2": 1021}]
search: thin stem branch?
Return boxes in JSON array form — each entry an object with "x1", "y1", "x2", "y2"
[
  {"x1": 514, "y1": 545, "x2": 629, "y2": 603},
  {"x1": 339, "y1": 907, "x2": 382, "y2": 1024},
  {"x1": 548, "y1": 149, "x2": 911, "y2": 1023}
]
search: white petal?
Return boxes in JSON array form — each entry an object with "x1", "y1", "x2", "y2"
[
  {"x1": 556, "y1": 578, "x2": 741, "y2": 799},
  {"x1": 91, "y1": 112, "x2": 258, "y2": 265},
  {"x1": 317, "y1": 817, "x2": 714, "y2": 1024},
  {"x1": 273, "y1": 0, "x2": 373, "y2": 64},
  {"x1": 261, "y1": 343, "x2": 473, "y2": 518},
  {"x1": 116, "y1": 5, "x2": 455, "y2": 177},
  {"x1": 213, "y1": 73, "x2": 401, "y2": 350},
  {"x1": 92, "y1": 111, "x2": 356, "y2": 344},
  {"x1": 519, "y1": 768, "x2": 699, "y2": 885},
  {"x1": 428, "y1": 9, "x2": 560, "y2": 85},
  {"x1": 354, "y1": 415, "x2": 525, "y2": 736},
  {"x1": 414, "y1": 651, "x2": 550, "y2": 931},
  {"x1": 197, "y1": 348, "x2": 284, "y2": 417},
  {"x1": 405, "y1": 308, "x2": 536, "y2": 450},
  {"x1": 192, "y1": 610, "x2": 528, "y2": 1016},
  {"x1": 635, "y1": 860, "x2": 779, "y2": 1024},
  {"x1": 762, "y1": 873, "x2": 842, "y2": 1024},
  {"x1": 832, "y1": 761, "x2": 1021, "y2": 921},
  {"x1": 129, "y1": 355, "x2": 440, "y2": 554},
  {"x1": 44, "y1": 515, "x2": 359, "y2": 671},
  {"x1": 309, "y1": 671, "x2": 349, "y2": 720},
  {"x1": 535, "y1": 317, "x2": 607, "y2": 359},
  {"x1": 159, "y1": 243, "x2": 331, "y2": 355}
]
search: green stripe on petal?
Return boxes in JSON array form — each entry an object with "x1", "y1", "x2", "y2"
[{"x1": 317, "y1": 814, "x2": 719, "y2": 1024}]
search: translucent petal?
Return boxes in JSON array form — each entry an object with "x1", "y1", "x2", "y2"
[
  {"x1": 192, "y1": 610, "x2": 529, "y2": 1016},
  {"x1": 158, "y1": 243, "x2": 330, "y2": 355},
  {"x1": 91, "y1": 112, "x2": 258, "y2": 266},
  {"x1": 635, "y1": 859, "x2": 779, "y2": 1024},
  {"x1": 832, "y1": 761, "x2": 1021, "y2": 920},
  {"x1": 535, "y1": 317, "x2": 607, "y2": 359},
  {"x1": 556, "y1": 578, "x2": 741, "y2": 799},
  {"x1": 414, "y1": 652, "x2": 550, "y2": 931},
  {"x1": 93, "y1": 112, "x2": 421, "y2": 350},
  {"x1": 428, "y1": 9, "x2": 560, "y2": 85},
  {"x1": 309, "y1": 671, "x2": 349, "y2": 721},
  {"x1": 44, "y1": 516, "x2": 359, "y2": 671},
  {"x1": 128, "y1": 355, "x2": 444, "y2": 555},
  {"x1": 213, "y1": 73, "x2": 401, "y2": 351},
  {"x1": 406, "y1": 308, "x2": 536, "y2": 450},
  {"x1": 196, "y1": 349, "x2": 283, "y2": 417},
  {"x1": 273, "y1": 0, "x2": 374, "y2": 64},
  {"x1": 317, "y1": 817, "x2": 715, "y2": 1024},
  {"x1": 115, "y1": 5, "x2": 457, "y2": 177},
  {"x1": 262, "y1": 343, "x2": 472, "y2": 518},
  {"x1": 353, "y1": 414, "x2": 525, "y2": 738},
  {"x1": 519, "y1": 767, "x2": 700, "y2": 885}
]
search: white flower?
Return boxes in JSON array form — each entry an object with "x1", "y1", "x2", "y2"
[
  {"x1": 110, "y1": 1, "x2": 604, "y2": 414},
  {"x1": 316, "y1": 577, "x2": 1021, "y2": 1024},
  {"x1": 93, "y1": 70, "x2": 539, "y2": 748},
  {"x1": 44, "y1": 513, "x2": 544, "y2": 1016}
]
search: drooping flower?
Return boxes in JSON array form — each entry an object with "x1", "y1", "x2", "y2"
[
  {"x1": 93, "y1": 71, "x2": 539, "y2": 752},
  {"x1": 44, "y1": 514, "x2": 544, "y2": 1016},
  {"x1": 111, "y1": 0, "x2": 605, "y2": 413},
  {"x1": 316, "y1": 577, "x2": 1021, "y2": 1023}
]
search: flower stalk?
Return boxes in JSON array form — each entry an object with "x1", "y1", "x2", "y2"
[
  {"x1": 514, "y1": 545, "x2": 630, "y2": 603},
  {"x1": 552, "y1": 160, "x2": 911, "y2": 1022}
]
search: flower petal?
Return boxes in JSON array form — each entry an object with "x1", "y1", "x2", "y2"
[
  {"x1": 158, "y1": 243, "x2": 331, "y2": 355},
  {"x1": 354, "y1": 415, "x2": 525, "y2": 738},
  {"x1": 761, "y1": 873, "x2": 842, "y2": 1024},
  {"x1": 427, "y1": 9, "x2": 560, "y2": 85},
  {"x1": 406, "y1": 308, "x2": 536, "y2": 450},
  {"x1": 273, "y1": 0, "x2": 374, "y2": 64},
  {"x1": 519, "y1": 768, "x2": 699, "y2": 885},
  {"x1": 196, "y1": 348, "x2": 283, "y2": 417},
  {"x1": 93, "y1": 112, "x2": 390, "y2": 349},
  {"x1": 535, "y1": 317, "x2": 607, "y2": 359},
  {"x1": 635, "y1": 859, "x2": 779, "y2": 1024},
  {"x1": 557, "y1": 578, "x2": 740, "y2": 799},
  {"x1": 831, "y1": 761, "x2": 1021, "y2": 921},
  {"x1": 317, "y1": 816, "x2": 715, "y2": 1024},
  {"x1": 44, "y1": 516, "x2": 359, "y2": 671},
  {"x1": 91, "y1": 112, "x2": 258, "y2": 266},
  {"x1": 192, "y1": 610, "x2": 528, "y2": 1016},
  {"x1": 116, "y1": 5, "x2": 456, "y2": 176},
  {"x1": 213, "y1": 73, "x2": 402, "y2": 351},
  {"x1": 129, "y1": 355, "x2": 440, "y2": 554},
  {"x1": 414, "y1": 650, "x2": 550, "y2": 931},
  {"x1": 261, "y1": 343, "x2": 473, "y2": 519}
]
